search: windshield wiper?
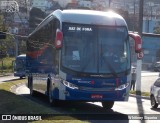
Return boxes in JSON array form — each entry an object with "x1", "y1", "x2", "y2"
[
  {"x1": 102, "y1": 57, "x2": 118, "y2": 78},
  {"x1": 100, "y1": 39, "x2": 118, "y2": 77}
]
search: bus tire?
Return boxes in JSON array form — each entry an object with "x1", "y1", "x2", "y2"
[
  {"x1": 102, "y1": 101, "x2": 114, "y2": 109},
  {"x1": 28, "y1": 76, "x2": 34, "y2": 96},
  {"x1": 48, "y1": 80, "x2": 59, "y2": 106},
  {"x1": 150, "y1": 95, "x2": 158, "y2": 108},
  {"x1": 27, "y1": 76, "x2": 30, "y2": 88},
  {"x1": 47, "y1": 79, "x2": 50, "y2": 96}
]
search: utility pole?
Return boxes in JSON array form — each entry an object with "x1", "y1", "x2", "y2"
[
  {"x1": 109, "y1": 0, "x2": 111, "y2": 8},
  {"x1": 138, "y1": 0, "x2": 143, "y2": 36},
  {"x1": 15, "y1": 37, "x2": 18, "y2": 57},
  {"x1": 136, "y1": 0, "x2": 143, "y2": 93}
]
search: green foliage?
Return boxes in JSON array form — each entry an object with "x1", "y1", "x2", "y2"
[
  {"x1": 29, "y1": 7, "x2": 46, "y2": 28},
  {"x1": 0, "y1": 35, "x2": 15, "y2": 58},
  {"x1": 130, "y1": 90, "x2": 150, "y2": 97},
  {"x1": 0, "y1": 14, "x2": 7, "y2": 31},
  {"x1": 0, "y1": 15, "x2": 4, "y2": 31},
  {"x1": 0, "y1": 80, "x2": 56, "y2": 114},
  {"x1": 0, "y1": 57, "x2": 15, "y2": 73},
  {"x1": 0, "y1": 14, "x2": 15, "y2": 57}
]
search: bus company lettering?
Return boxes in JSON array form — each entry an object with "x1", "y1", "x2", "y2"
[
  {"x1": 68, "y1": 26, "x2": 92, "y2": 31},
  {"x1": 78, "y1": 80, "x2": 91, "y2": 84},
  {"x1": 101, "y1": 82, "x2": 115, "y2": 86}
]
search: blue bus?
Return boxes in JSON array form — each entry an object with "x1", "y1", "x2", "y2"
[
  {"x1": 26, "y1": 9, "x2": 142, "y2": 109},
  {"x1": 14, "y1": 54, "x2": 26, "y2": 79}
]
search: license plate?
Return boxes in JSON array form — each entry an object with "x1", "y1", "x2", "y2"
[{"x1": 91, "y1": 94, "x2": 103, "y2": 99}]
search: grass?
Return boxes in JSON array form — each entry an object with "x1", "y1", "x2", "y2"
[
  {"x1": 0, "y1": 57, "x2": 15, "y2": 74},
  {"x1": 130, "y1": 90, "x2": 150, "y2": 97},
  {"x1": 0, "y1": 79, "x2": 55, "y2": 114},
  {"x1": 0, "y1": 79, "x2": 88, "y2": 123}
]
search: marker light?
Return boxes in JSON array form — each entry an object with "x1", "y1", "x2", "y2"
[{"x1": 55, "y1": 29, "x2": 63, "y2": 49}]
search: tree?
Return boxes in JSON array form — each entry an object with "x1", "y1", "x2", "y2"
[
  {"x1": 114, "y1": 9, "x2": 129, "y2": 25},
  {"x1": 114, "y1": 8, "x2": 139, "y2": 32},
  {"x1": 0, "y1": 34, "x2": 15, "y2": 58},
  {"x1": 0, "y1": 14, "x2": 15, "y2": 57},
  {"x1": 29, "y1": 7, "x2": 46, "y2": 29}
]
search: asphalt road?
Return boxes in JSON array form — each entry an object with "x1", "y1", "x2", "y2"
[
  {"x1": 140, "y1": 71, "x2": 159, "y2": 92},
  {"x1": 0, "y1": 75, "x2": 19, "y2": 84}
]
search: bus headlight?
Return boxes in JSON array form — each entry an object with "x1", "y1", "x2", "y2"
[
  {"x1": 115, "y1": 83, "x2": 129, "y2": 90},
  {"x1": 63, "y1": 80, "x2": 79, "y2": 90}
]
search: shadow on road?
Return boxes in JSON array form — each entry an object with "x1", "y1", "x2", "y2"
[
  {"x1": 151, "y1": 107, "x2": 160, "y2": 112},
  {"x1": 2, "y1": 78, "x2": 25, "y2": 82},
  {"x1": 136, "y1": 91, "x2": 146, "y2": 123}
]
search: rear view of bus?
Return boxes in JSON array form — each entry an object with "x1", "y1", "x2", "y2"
[
  {"x1": 14, "y1": 54, "x2": 26, "y2": 79},
  {"x1": 26, "y1": 9, "x2": 142, "y2": 109}
]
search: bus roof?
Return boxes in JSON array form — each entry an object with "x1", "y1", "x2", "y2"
[
  {"x1": 29, "y1": 9, "x2": 128, "y2": 37},
  {"x1": 53, "y1": 9, "x2": 127, "y2": 26}
]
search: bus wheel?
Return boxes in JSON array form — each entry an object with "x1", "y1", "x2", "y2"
[
  {"x1": 102, "y1": 101, "x2": 114, "y2": 109},
  {"x1": 28, "y1": 76, "x2": 34, "y2": 96}
]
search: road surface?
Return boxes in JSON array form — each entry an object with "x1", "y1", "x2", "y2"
[
  {"x1": 0, "y1": 75, "x2": 19, "y2": 84},
  {"x1": 140, "y1": 71, "x2": 159, "y2": 92}
]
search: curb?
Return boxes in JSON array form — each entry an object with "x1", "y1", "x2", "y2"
[
  {"x1": 10, "y1": 82, "x2": 27, "y2": 94},
  {"x1": 141, "y1": 75, "x2": 159, "y2": 77},
  {"x1": 0, "y1": 73, "x2": 14, "y2": 77}
]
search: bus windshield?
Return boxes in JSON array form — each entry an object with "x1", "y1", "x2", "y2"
[{"x1": 61, "y1": 23, "x2": 130, "y2": 75}]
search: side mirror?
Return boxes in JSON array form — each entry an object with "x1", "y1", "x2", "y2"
[
  {"x1": 129, "y1": 33, "x2": 142, "y2": 53},
  {"x1": 55, "y1": 29, "x2": 63, "y2": 49}
]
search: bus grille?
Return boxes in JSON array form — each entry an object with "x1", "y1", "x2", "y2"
[{"x1": 79, "y1": 87, "x2": 115, "y2": 92}]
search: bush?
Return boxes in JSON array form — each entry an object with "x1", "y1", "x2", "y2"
[{"x1": 0, "y1": 57, "x2": 15, "y2": 73}]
